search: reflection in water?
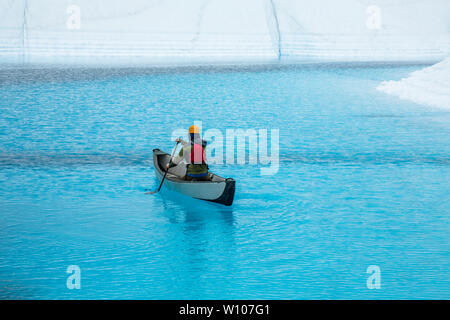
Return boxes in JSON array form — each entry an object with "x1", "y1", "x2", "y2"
[
  {"x1": 159, "y1": 190, "x2": 235, "y2": 279},
  {"x1": 160, "y1": 189, "x2": 234, "y2": 230}
]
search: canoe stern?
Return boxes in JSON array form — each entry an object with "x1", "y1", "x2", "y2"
[{"x1": 210, "y1": 178, "x2": 235, "y2": 206}]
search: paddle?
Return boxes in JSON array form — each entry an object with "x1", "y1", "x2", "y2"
[{"x1": 145, "y1": 141, "x2": 180, "y2": 195}]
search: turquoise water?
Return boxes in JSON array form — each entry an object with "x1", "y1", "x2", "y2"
[{"x1": 0, "y1": 64, "x2": 449, "y2": 299}]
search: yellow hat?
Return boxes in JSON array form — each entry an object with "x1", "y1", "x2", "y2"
[{"x1": 189, "y1": 125, "x2": 199, "y2": 134}]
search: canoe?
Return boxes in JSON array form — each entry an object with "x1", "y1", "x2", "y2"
[{"x1": 153, "y1": 149, "x2": 235, "y2": 206}]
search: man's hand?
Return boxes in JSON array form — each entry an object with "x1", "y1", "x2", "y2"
[
  {"x1": 165, "y1": 163, "x2": 170, "y2": 169},
  {"x1": 175, "y1": 138, "x2": 182, "y2": 143}
]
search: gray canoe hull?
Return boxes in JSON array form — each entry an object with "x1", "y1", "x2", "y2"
[{"x1": 153, "y1": 149, "x2": 235, "y2": 206}]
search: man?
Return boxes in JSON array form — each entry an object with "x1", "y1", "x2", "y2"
[{"x1": 167, "y1": 125, "x2": 210, "y2": 181}]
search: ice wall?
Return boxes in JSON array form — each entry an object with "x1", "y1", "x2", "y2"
[
  {"x1": 0, "y1": 0, "x2": 277, "y2": 63},
  {"x1": 0, "y1": 0, "x2": 449, "y2": 64},
  {"x1": 274, "y1": 0, "x2": 450, "y2": 61},
  {"x1": 377, "y1": 58, "x2": 450, "y2": 109}
]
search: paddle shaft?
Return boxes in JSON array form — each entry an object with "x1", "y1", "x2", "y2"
[{"x1": 156, "y1": 141, "x2": 180, "y2": 192}]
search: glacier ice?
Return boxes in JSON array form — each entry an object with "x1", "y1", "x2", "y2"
[
  {"x1": 377, "y1": 58, "x2": 450, "y2": 109},
  {"x1": 0, "y1": 0, "x2": 277, "y2": 63},
  {"x1": 0, "y1": 0, "x2": 449, "y2": 64}
]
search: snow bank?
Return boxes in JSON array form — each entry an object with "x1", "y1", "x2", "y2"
[
  {"x1": 0, "y1": 0, "x2": 449, "y2": 64},
  {"x1": 377, "y1": 58, "x2": 450, "y2": 109}
]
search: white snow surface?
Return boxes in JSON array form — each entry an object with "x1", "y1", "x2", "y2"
[
  {"x1": 377, "y1": 58, "x2": 450, "y2": 109},
  {"x1": 0, "y1": 0, "x2": 449, "y2": 63}
]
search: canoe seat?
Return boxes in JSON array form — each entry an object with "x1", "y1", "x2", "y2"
[{"x1": 166, "y1": 173, "x2": 181, "y2": 180}]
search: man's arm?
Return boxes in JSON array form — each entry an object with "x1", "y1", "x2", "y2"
[
  {"x1": 168, "y1": 139, "x2": 188, "y2": 167},
  {"x1": 171, "y1": 148, "x2": 183, "y2": 166}
]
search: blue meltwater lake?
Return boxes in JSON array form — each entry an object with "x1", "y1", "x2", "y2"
[{"x1": 0, "y1": 63, "x2": 449, "y2": 299}]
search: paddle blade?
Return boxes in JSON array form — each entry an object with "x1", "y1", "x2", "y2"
[{"x1": 145, "y1": 190, "x2": 158, "y2": 195}]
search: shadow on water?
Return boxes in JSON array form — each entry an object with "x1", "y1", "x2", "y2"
[
  {"x1": 0, "y1": 61, "x2": 434, "y2": 85},
  {"x1": 2, "y1": 151, "x2": 449, "y2": 168},
  {"x1": 0, "y1": 152, "x2": 153, "y2": 167},
  {"x1": 280, "y1": 151, "x2": 450, "y2": 166}
]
